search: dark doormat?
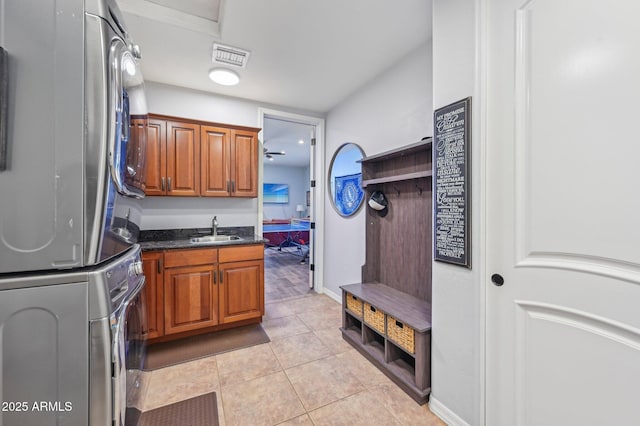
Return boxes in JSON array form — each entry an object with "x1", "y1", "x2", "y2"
[
  {"x1": 144, "y1": 323, "x2": 270, "y2": 370},
  {"x1": 126, "y1": 392, "x2": 219, "y2": 426}
]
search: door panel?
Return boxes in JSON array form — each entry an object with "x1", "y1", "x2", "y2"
[
  {"x1": 513, "y1": 0, "x2": 640, "y2": 269},
  {"x1": 219, "y1": 260, "x2": 263, "y2": 323},
  {"x1": 201, "y1": 126, "x2": 231, "y2": 196},
  {"x1": 487, "y1": 0, "x2": 640, "y2": 424},
  {"x1": 515, "y1": 301, "x2": 640, "y2": 426},
  {"x1": 144, "y1": 119, "x2": 166, "y2": 195},
  {"x1": 141, "y1": 251, "x2": 164, "y2": 338},
  {"x1": 308, "y1": 127, "x2": 316, "y2": 289},
  {"x1": 230, "y1": 130, "x2": 258, "y2": 197},
  {"x1": 128, "y1": 118, "x2": 148, "y2": 191},
  {"x1": 164, "y1": 265, "x2": 218, "y2": 334},
  {"x1": 166, "y1": 121, "x2": 200, "y2": 196}
]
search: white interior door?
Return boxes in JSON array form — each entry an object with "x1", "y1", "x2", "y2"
[
  {"x1": 308, "y1": 126, "x2": 316, "y2": 289},
  {"x1": 486, "y1": 1, "x2": 640, "y2": 424}
]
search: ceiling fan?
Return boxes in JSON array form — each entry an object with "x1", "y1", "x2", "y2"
[{"x1": 263, "y1": 146, "x2": 285, "y2": 160}]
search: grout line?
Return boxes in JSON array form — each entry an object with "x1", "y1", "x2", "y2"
[
  {"x1": 280, "y1": 362, "x2": 309, "y2": 423},
  {"x1": 266, "y1": 339, "x2": 286, "y2": 372},
  {"x1": 212, "y1": 354, "x2": 227, "y2": 426}
]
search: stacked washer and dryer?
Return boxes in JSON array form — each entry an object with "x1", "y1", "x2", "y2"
[{"x1": 0, "y1": 0, "x2": 149, "y2": 425}]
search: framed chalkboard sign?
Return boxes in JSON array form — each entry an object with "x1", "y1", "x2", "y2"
[{"x1": 433, "y1": 97, "x2": 471, "y2": 268}]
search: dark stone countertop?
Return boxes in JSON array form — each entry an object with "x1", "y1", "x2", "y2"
[{"x1": 138, "y1": 226, "x2": 267, "y2": 251}]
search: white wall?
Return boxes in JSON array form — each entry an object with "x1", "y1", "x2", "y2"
[
  {"x1": 263, "y1": 164, "x2": 309, "y2": 220},
  {"x1": 144, "y1": 82, "x2": 320, "y2": 128},
  {"x1": 139, "y1": 197, "x2": 257, "y2": 230},
  {"x1": 430, "y1": 1, "x2": 482, "y2": 425},
  {"x1": 138, "y1": 82, "x2": 321, "y2": 230},
  {"x1": 323, "y1": 41, "x2": 433, "y2": 298}
]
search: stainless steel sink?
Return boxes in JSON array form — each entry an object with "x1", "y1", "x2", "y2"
[{"x1": 190, "y1": 235, "x2": 242, "y2": 244}]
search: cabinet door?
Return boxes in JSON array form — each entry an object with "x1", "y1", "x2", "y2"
[
  {"x1": 127, "y1": 118, "x2": 148, "y2": 191},
  {"x1": 219, "y1": 260, "x2": 264, "y2": 324},
  {"x1": 166, "y1": 121, "x2": 200, "y2": 196},
  {"x1": 200, "y1": 126, "x2": 231, "y2": 196},
  {"x1": 141, "y1": 251, "x2": 164, "y2": 339},
  {"x1": 164, "y1": 264, "x2": 218, "y2": 334},
  {"x1": 144, "y1": 119, "x2": 167, "y2": 195},
  {"x1": 230, "y1": 129, "x2": 258, "y2": 197}
]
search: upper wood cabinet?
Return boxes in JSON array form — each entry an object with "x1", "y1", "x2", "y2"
[
  {"x1": 145, "y1": 118, "x2": 200, "y2": 196},
  {"x1": 200, "y1": 125, "x2": 258, "y2": 197},
  {"x1": 200, "y1": 126, "x2": 231, "y2": 196},
  {"x1": 229, "y1": 129, "x2": 259, "y2": 197},
  {"x1": 144, "y1": 119, "x2": 166, "y2": 195},
  {"x1": 145, "y1": 114, "x2": 259, "y2": 198}
]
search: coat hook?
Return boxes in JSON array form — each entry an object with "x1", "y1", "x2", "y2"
[
  {"x1": 416, "y1": 184, "x2": 423, "y2": 195},
  {"x1": 393, "y1": 186, "x2": 400, "y2": 195}
]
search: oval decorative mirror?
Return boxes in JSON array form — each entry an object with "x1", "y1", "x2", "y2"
[{"x1": 328, "y1": 143, "x2": 365, "y2": 217}]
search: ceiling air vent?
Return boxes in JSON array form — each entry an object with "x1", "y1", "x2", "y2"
[{"x1": 212, "y1": 43, "x2": 250, "y2": 68}]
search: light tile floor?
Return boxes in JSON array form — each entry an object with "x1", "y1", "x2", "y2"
[{"x1": 139, "y1": 293, "x2": 445, "y2": 426}]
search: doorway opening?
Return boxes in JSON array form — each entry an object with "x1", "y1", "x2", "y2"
[{"x1": 258, "y1": 108, "x2": 325, "y2": 302}]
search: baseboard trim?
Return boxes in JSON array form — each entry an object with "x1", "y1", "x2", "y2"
[
  {"x1": 429, "y1": 396, "x2": 470, "y2": 426},
  {"x1": 322, "y1": 287, "x2": 341, "y2": 304}
]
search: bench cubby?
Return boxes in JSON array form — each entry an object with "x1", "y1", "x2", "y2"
[
  {"x1": 341, "y1": 283, "x2": 432, "y2": 404},
  {"x1": 340, "y1": 139, "x2": 433, "y2": 405}
]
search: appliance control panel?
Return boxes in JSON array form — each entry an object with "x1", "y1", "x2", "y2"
[
  {"x1": 129, "y1": 261, "x2": 143, "y2": 276},
  {"x1": 104, "y1": 246, "x2": 143, "y2": 308}
]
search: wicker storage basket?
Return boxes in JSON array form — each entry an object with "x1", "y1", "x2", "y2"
[
  {"x1": 345, "y1": 293, "x2": 363, "y2": 317},
  {"x1": 387, "y1": 315, "x2": 415, "y2": 354},
  {"x1": 363, "y1": 302, "x2": 385, "y2": 334}
]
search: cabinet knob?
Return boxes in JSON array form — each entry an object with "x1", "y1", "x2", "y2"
[{"x1": 491, "y1": 273, "x2": 505, "y2": 286}]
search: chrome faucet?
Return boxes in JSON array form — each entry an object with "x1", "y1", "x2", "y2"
[{"x1": 212, "y1": 216, "x2": 218, "y2": 236}]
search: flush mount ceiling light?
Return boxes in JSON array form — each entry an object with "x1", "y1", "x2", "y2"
[{"x1": 208, "y1": 68, "x2": 240, "y2": 86}]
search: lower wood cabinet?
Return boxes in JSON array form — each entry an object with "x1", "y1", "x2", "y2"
[
  {"x1": 164, "y1": 263, "x2": 219, "y2": 335},
  {"x1": 141, "y1": 244, "x2": 264, "y2": 340},
  {"x1": 141, "y1": 251, "x2": 164, "y2": 339},
  {"x1": 219, "y1": 259, "x2": 264, "y2": 324}
]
